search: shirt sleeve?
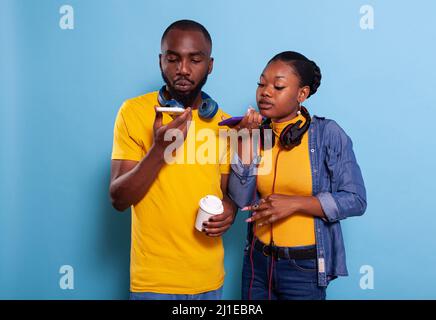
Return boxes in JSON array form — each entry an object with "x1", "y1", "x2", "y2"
[
  {"x1": 111, "y1": 103, "x2": 143, "y2": 161},
  {"x1": 315, "y1": 121, "x2": 367, "y2": 222},
  {"x1": 218, "y1": 109, "x2": 232, "y2": 174},
  {"x1": 219, "y1": 138, "x2": 231, "y2": 174}
]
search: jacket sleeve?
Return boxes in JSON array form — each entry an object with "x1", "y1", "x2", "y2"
[
  {"x1": 227, "y1": 153, "x2": 259, "y2": 209},
  {"x1": 316, "y1": 121, "x2": 367, "y2": 223}
]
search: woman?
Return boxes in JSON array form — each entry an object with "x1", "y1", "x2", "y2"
[{"x1": 227, "y1": 51, "x2": 367, "y2": 300}]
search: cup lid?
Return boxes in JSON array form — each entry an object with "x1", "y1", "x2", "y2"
[{"x1": 199, "y1": 195, "x2": 224, "y2": 215}]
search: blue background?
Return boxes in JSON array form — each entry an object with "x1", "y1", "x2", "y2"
[{"x1": 1, "y1": 0, "x2": 436, "y2": 299}]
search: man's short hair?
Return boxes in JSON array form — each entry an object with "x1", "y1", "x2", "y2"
[{"x1": 161, "y1": 19, "x2": 212, "y2": 48}]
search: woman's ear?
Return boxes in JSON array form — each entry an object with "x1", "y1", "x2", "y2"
[{"x1": 298, "y1": 86, "x2": 310, "y2": 103}]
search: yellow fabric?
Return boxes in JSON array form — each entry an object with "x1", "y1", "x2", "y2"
[
  {"x1": 111, "y1": 91, "x2": 231, "y2": 294},
  {"x1": 256, "y1": 113, "x2": 315, "y2": 247}
]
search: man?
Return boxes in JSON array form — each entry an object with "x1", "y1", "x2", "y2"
[{"x1": 109, "y1": 20, "x2": 236, "y2": 300}]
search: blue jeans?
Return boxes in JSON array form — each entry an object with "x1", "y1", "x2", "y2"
[
  {"x1": 129, "y1": 286, "x2": 223, "y2": 300},
  {"x1": 242, "y1": 243, "x2": 326, "y2": 300}
]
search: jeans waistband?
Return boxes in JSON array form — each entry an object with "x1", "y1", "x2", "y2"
[{"x1": 253, "y1": 238, "x2": 317, "y2": 260}]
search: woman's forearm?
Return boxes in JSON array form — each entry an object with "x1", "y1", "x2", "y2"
[
  {"x1": 295, "y1": 196, "x2": 326, "y2": 218},
  {"x1": 237, "y1": 132, "x2": 255, "y2": 165}
]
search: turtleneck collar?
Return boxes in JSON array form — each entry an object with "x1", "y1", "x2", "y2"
[{"x1": 271, "y1": 113, "x2": 306, "y2": 137}]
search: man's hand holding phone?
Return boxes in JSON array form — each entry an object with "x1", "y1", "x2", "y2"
[{"x1": 152, "y1": 106, "x2": 192, "y2": 156}]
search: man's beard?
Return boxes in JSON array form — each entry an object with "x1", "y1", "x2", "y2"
[{"x1": 161, "y1": 71, "x2": 209, "y2": 108}]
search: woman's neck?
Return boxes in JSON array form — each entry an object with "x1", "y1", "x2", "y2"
[{"x1": 272, "y1": 110, "x2": 299, "y2": 123}]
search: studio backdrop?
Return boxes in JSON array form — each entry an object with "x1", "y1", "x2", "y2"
[{"x1": 1, "y1": 0, "x2": 436, "y2": 299}]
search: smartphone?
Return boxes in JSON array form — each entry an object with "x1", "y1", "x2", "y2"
[
  {"x1": 155, "y1": 107, "x2": 186, "y2": 115},
  {"x1": 218, "y1": 116, "x2": 244, "y2": 127}
]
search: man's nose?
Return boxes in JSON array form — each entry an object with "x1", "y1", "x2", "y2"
[{"x1": 177, "y1": 59, "x2": 191, "y2": 76}]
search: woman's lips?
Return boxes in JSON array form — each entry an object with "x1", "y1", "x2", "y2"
[{"x1": 258, "y1": 101, "x2": 274, "y2": 109}]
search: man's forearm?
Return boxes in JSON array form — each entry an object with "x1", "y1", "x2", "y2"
[
  {"x1": 222, "y1": 193, "x2": 237, "y2": 215},
  {"x1": 111, "y1": 145, "x2": 165, "y2": 211}
]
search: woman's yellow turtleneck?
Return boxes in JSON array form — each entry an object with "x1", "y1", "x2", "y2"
[{"x1": 257, "y1": 113, "x2": 315, "y2": 247}]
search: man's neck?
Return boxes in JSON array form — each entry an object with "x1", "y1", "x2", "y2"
[
  {"x1": 165, "y1": 87, "x2": 203, "y2": 110},
  {"x1": 189, "y1": 93, "x2": 203, "y2": 110}
]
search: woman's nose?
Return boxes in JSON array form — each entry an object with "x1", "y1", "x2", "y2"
[{"x1": 261, "y1": 87, "x2": 272, "y2": 97}]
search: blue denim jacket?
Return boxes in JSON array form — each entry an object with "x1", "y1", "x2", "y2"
[{"x1": 227, "y1": 115, "x2": 367, "y2": 287}]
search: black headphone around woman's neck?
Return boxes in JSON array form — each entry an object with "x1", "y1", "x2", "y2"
[{"x1": 259, "y1": 106, "x2": 311, "y2": 150}]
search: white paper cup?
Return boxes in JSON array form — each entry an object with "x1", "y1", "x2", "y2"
[{"x1": 195, "y1": 195, "x2": 224, "y2": 232}]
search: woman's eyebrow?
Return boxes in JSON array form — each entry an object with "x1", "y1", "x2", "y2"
[
  {"x1": 260, "y1": 74, "x2": 286, "y2": 79},
  {"x1": 260, "y1": 74, "x2": 287, "y2": 80}
]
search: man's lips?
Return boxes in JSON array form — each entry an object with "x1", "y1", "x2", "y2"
[{"x1": 174, "y1": 80, "x2": 194, "y2": 90}]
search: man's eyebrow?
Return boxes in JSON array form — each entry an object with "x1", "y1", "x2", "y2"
[
  {"x1": 189, "y1": 51, "x2": 206, "y2": 56},
  {"x1": 164, "y1": 50, "x2": 180, "y2": 56}
]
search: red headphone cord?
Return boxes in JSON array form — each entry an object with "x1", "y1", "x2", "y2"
[
  {"x1": 248, "y1": 130, "x2": 262, "y2": 300},
  {"x1": 248, "y1": 218, "x2": 256, "y2": 300},
  {"x1": 268, "y1": 149, "x2": 281, "y2": 300},
  {"x1": 249, "y1": 113, "x2": 305, "y2": 299},
  {"x1": 248, "y1": 139, "x2": 282, "y2": 300}
]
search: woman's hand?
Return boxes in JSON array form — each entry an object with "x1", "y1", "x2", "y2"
[
  {"x1": 237, "y1": 106, "x2": 263, "y2": 131},
  {"x1": 241, "y1": 194, "x2": 326, "y2": 226},
  {"x1": 242, "y1": 194, "x2": 299, "y2": 227},
  {"x1": 220, "y1": 107, "x2": 263, "y2": 165}
]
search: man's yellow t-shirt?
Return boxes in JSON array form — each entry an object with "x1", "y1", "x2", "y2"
[{"x1": 111, "y1": 91, "x2": 231, "y2": 294}]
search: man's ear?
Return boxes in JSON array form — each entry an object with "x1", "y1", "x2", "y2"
[
  {"x1": 208, "y1": 57, "x2": 214, "y2": 74},
  {"x1": 159, "y1": 54, "x2": 163, "y2": 70}
]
